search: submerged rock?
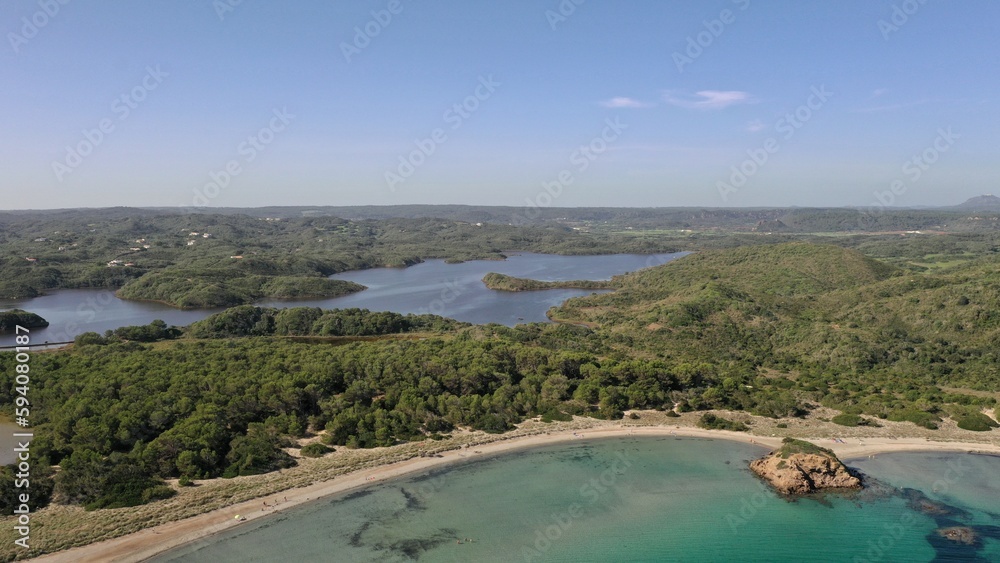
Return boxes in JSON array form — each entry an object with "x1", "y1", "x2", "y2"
[
  {"x1": 750, "y1": 438, "x2": 862, "y2": 495},
  {"x1": 937, "y1": 526, "x2": 979, "y2": 546}
]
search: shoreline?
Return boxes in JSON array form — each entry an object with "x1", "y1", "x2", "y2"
[{"x1": 27, "y1": 423, "x2": 1000, "y2": 563}]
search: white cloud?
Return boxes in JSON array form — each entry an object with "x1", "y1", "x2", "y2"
[
  {"x1": 663, "y1": 90, "x2": 754, "y2": 110},
  {"x1": 746, "y1": 119, "x2": 765, "y2": 132},
  {"x1": 871, "y1": 88, "x2": 888, "y2": 98},
  {"x1": 600, "y1": 97, "x2": 652, "y2": 109}
]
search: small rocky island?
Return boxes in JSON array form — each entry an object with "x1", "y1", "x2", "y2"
[
  {"x1": 750, "y1": 438, "x2": 862, "y2": 495},
  {"x1": 481, "y1": 272, "x2": 615, "y2": 292},
  {"x1": 0, "y1": 309, "x2": 49, "y2": 333}
]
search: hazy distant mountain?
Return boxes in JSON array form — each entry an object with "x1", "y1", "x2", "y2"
[{"x1": 955, "y1": 194, "x2": 1000, "y2": 210}]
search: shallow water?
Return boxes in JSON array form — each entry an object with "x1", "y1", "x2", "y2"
[{"x1": 151, "y1": 438, "x2": 1000, "y2": 562}]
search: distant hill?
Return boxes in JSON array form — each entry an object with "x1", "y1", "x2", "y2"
[
  {"x1": 1, "y1": 205, "x2": 994, "y2": 238},
  {"x1": 956, "y1": 194, "x2": 1000, "y2": 210},
  {"x1": 608, "y1": 243, "x2": 898, "y2": 301}
]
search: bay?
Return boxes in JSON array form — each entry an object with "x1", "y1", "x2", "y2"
[{"x1": 151, "y1": 438, "x2": 1000, "y2": 562}]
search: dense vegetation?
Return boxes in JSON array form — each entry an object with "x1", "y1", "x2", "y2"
[
  {"x1": 116, "y1": 272, "x2": 365, "y2": 309},
  {"x1": 697, "y1": 413, "x2": 749, "y2": 432},
  {"x1": 2, "y1": 225, "x2": 1000, "y2": 515},
  {"x1": 551, "y1": 243, "x2": 1000, "y2": 426},
  {"x1": 1, "y1": 322, "x2": 712, "y2": 510},
  {"x1": 0, "y1": 310, "x2": 48, "y2": 333},
  {"x1": 482, "y1": 273, "x2": 615, "y2": 292},
  {"x1": 187, "y1": 306, "x2": 466, "y2": 338}
]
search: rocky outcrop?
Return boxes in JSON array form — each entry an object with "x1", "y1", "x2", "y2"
[{"x1": 749, "y1": 438, "x2": 862, "y2": 495}]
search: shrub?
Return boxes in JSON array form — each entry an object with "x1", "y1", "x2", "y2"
[
  {"x1": 777, "y1": 438, "x2": 834, "y2": 459},
  {"x1": 956, "y1": 413, "x2": 998, "y2": 432},
  {"x1": 887, "y1": 409, "x2": 940, "y2": 429},
  {"x1": 540, "y1": 409, "x2": 573, "y2": 423},
  {"x1": 141, "y1": 485, "x2": 177, "y2": 504},
  {"x1": 832, "y1": 413, "x2": 863, "y2": 427},
  {"x1": 833, "y1": 413, "x2": 882, "y2": 427},
  {"x1": 698, "y1": 413, "x2": 749, "y2": 432},
  {"x1": 73, "y1": 331, "x2": 107, "y2": 346},
  {"x1": 300, "y1": 443, "x2": 333, "y2": 458}
]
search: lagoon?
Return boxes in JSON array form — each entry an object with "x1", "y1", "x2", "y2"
[{"x1": 0, "y1": 252, "x2": 684, "y2": 347}]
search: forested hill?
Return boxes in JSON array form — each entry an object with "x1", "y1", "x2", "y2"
[
  {"x1": 553, "y1": 243, "x2": 1000, "y2": 392},
  {"x1": 6, "y1": 203, "x2": 999, "y2": 233},
  {"x1": 607, "y1": 243, "x2": 898, "y2": 300}
]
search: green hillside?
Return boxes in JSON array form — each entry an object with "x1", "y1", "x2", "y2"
[{"x1": 553, "y1": 242, "x2": 1000, "y2": 403}]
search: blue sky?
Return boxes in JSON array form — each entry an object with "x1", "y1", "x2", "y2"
[{"x1": 2, "y1": 0, "x2": 997, "y2": 209}]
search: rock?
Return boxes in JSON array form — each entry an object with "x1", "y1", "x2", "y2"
[
  {"x1": 937, "y1": 527, "x2": 978, "y2": 546},
  {"x1": 750, "y1": 438, "x2": 862, "y2": 495}
]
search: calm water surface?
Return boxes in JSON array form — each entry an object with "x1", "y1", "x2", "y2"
[
  {"x1": 151, "y1": 438, "x2": 1000, "y2": 563},
  {"x1": 0, "y1": 252, "x2": 684, "y2": 346}
]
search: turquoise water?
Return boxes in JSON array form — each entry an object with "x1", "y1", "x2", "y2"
[{"x1": 151, "y1": 438, "x2": 1000, "y2": 562}]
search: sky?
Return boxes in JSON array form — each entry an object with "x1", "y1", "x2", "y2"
[{"x1": 2, "y1": 0, "x2": 998, "y2": 210}]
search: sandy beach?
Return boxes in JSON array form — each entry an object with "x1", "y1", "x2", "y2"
[{"x1": 26, "y1": 421, "x2": 1000, "y2": 563}]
